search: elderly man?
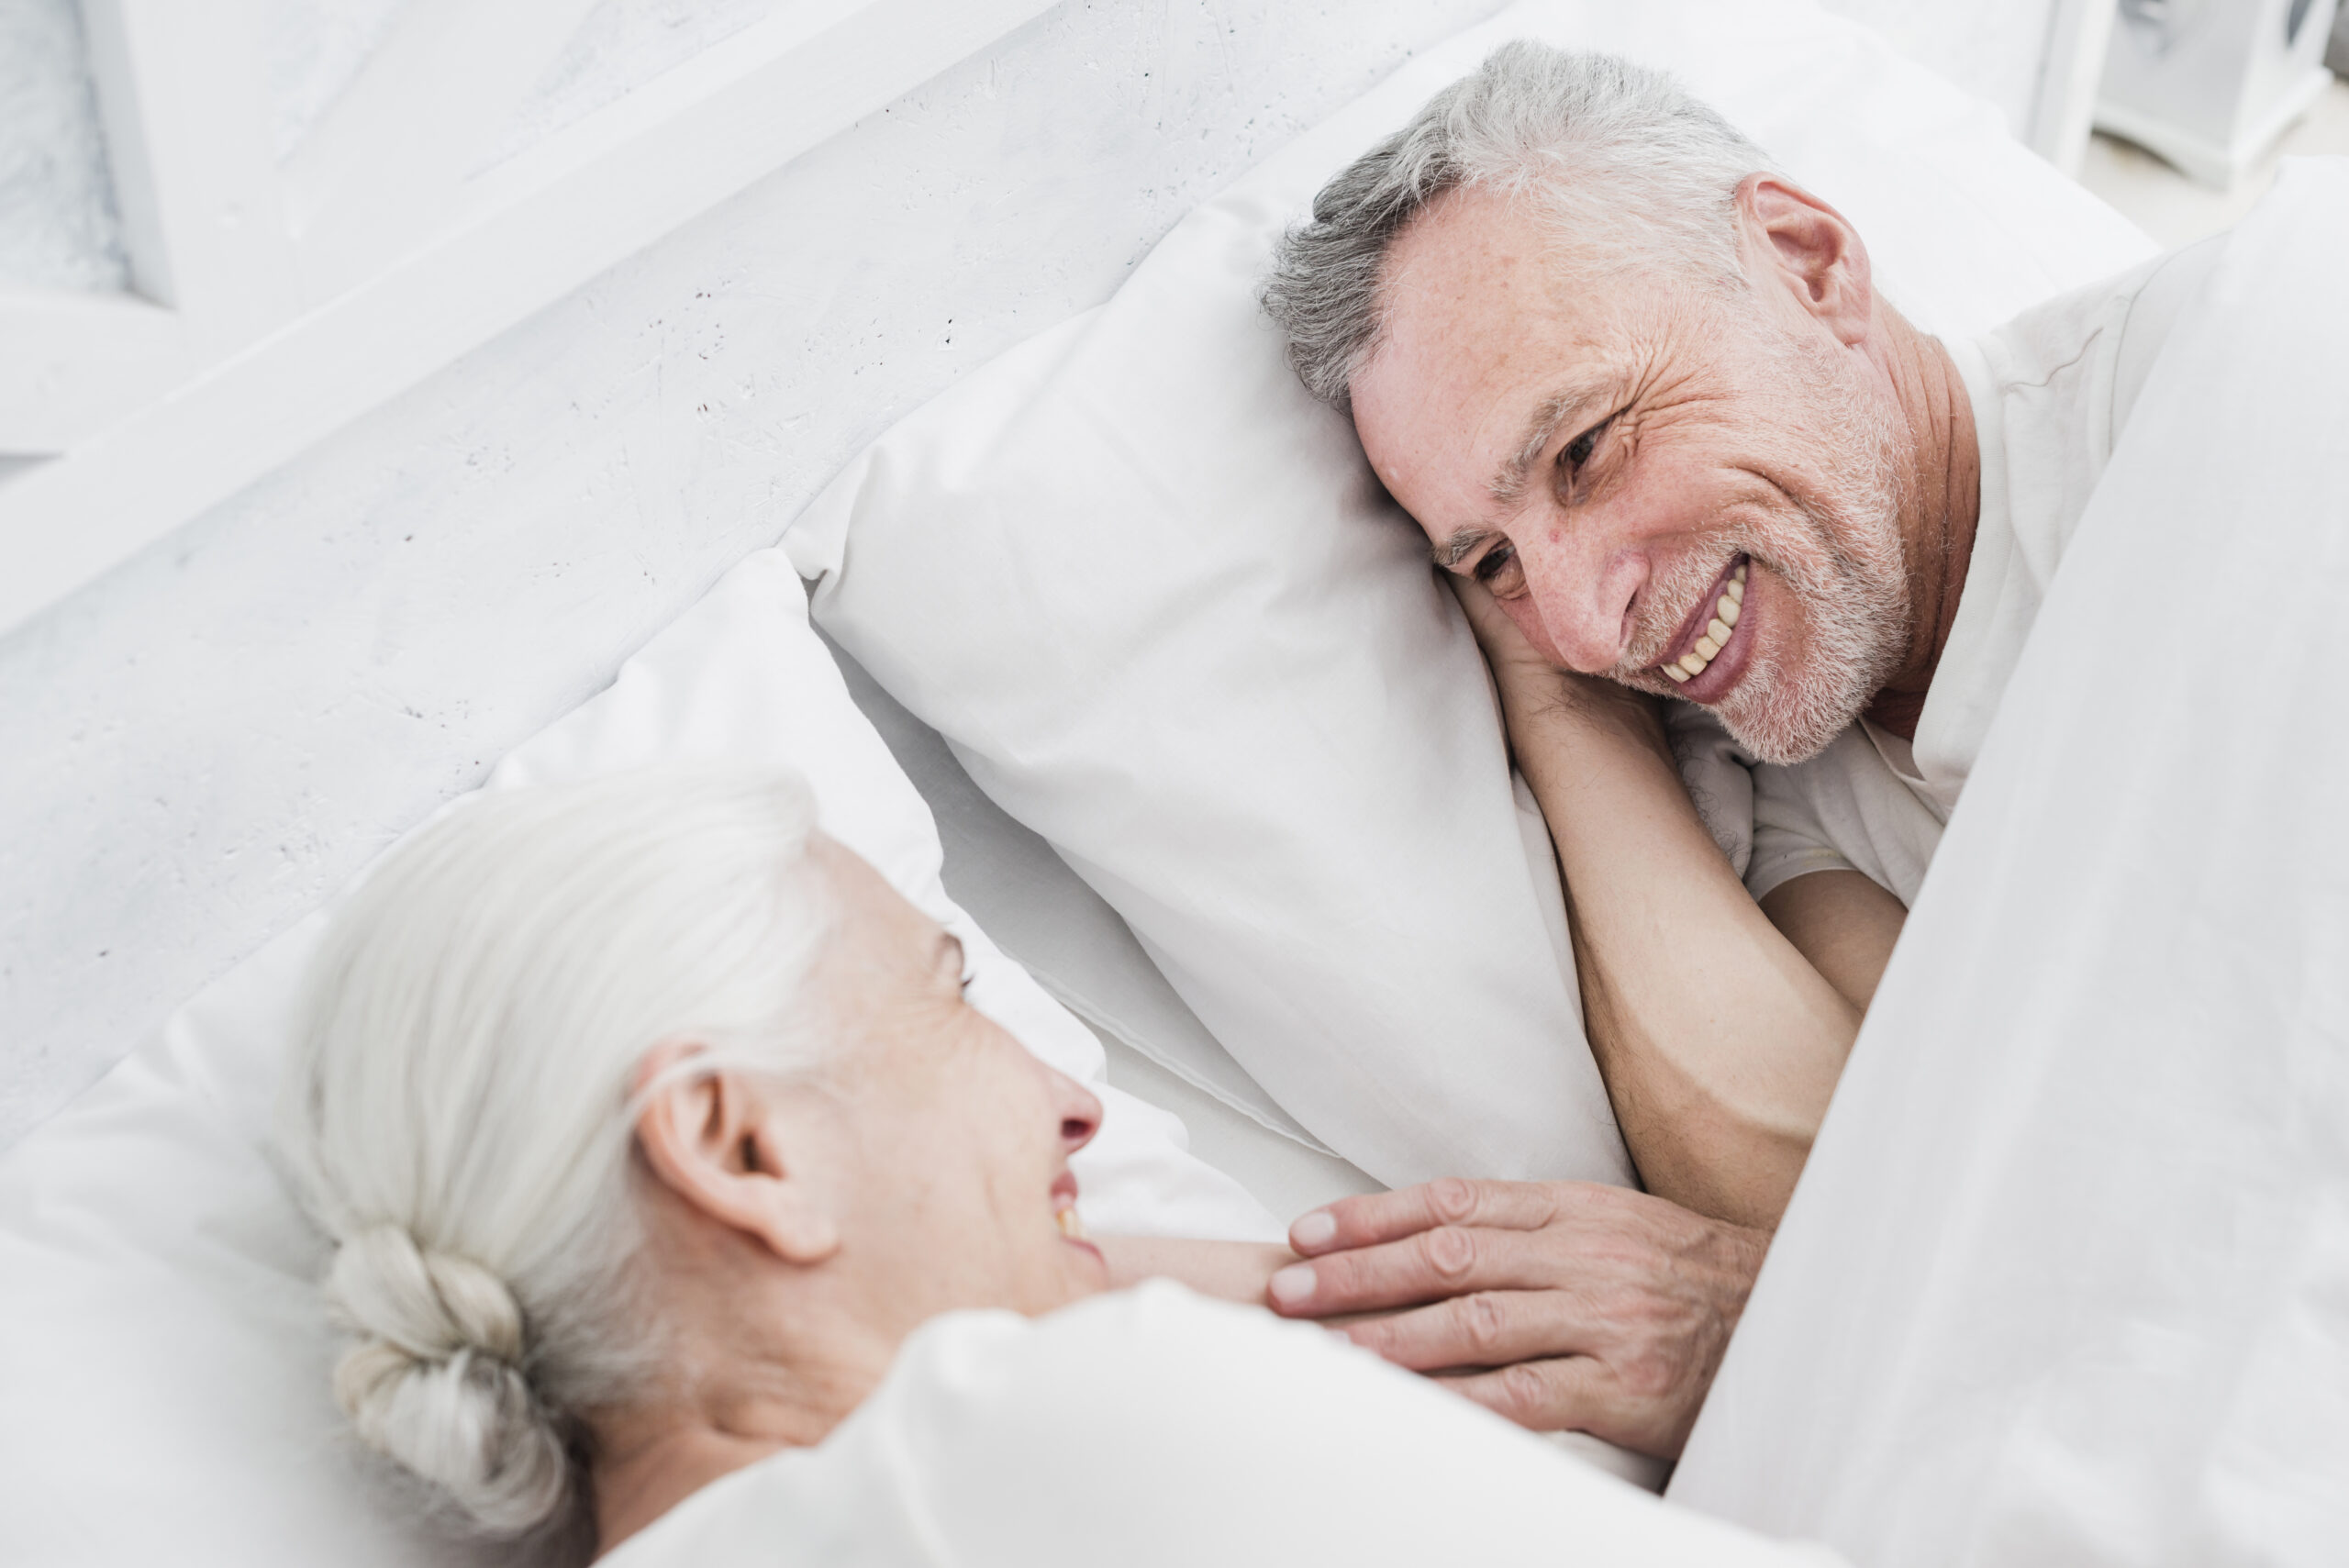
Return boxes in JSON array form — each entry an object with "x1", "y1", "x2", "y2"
[{"x1": 1249, "y1": 42, "x2": 2221, "y2": 1458}]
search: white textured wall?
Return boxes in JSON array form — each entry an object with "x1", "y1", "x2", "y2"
[
  {"x1": 0, "y1": 0, "x2": 1518, "y2": 1148},
  {"x1": 0, "y1": 0, "x2": 128, "y2": 291}
]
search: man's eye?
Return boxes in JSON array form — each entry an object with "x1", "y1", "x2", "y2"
[
  {"x1": 1561, "y1": 417, "x2": 1610, "y2": 472},
  {"x1": 1473, "y1": 541, "x2": 1517, "y2": 584}
]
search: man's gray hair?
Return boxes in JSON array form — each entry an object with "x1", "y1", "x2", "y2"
[{"x1": 1262, "y1": 42, "x2": 1776, "y2": 409}]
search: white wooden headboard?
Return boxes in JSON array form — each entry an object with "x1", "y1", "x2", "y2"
[{"x1": 0, "y1": 0, "x2": 1054, "y2": 637}]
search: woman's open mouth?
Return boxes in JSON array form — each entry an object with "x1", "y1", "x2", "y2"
[
  {"x1": 1051, "y1": 1172, "x2": 1099, "y2": 1258},
  {"x1": 1653, "y1": 555, "x2": 1752, "y2": 703}
]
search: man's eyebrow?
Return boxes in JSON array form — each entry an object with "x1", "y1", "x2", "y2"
[
  {"x1": 1428, "y1": 374, "x2": 1620, "y2": 572},
  {"x1": 1486, "y1": 376, "x2": 1617, "y2": 509},
  {"x1": 1432, "y1": 526, "x2": 1490, "y2": 571}
]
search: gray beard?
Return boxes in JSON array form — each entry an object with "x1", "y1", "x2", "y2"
[
  {"x1": 1714, "y1": 500, "x2": 1909, "y2": 765},
  {"x1": 1709, "y1": 322, "x2": 1914, "y2": 766}
]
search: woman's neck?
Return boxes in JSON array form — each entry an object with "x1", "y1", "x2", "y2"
[
  {"x1": 591, "y1": 1418, "x2": 786, "y2": 1558},
  {"x1": 589, "y1": 1329, "x2": 890, "y2": 1558}
]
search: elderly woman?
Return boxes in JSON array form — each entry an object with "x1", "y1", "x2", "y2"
[{"x1": 281, "y1": 769, "x2": 1836, "y2": 1565}]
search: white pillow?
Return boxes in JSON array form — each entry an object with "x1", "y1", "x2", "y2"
[
  {"x1": 785, "y1": 0, "x2": 2155, "y2": 1189},
  {"x1": 0, "y1": 548, "x2": 1275, "y2": 1568}
]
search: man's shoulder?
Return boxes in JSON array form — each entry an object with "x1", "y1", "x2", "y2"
[
  {"x1": 1978, "y1": 251, "x2": 2171, "y2": 395},
  {"x1": 1978, "y1": 237, "x2": 2226, "y2": 429}
]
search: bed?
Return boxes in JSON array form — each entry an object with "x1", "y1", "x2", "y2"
[{"x1": 0, "y1": 2, "x2": 2174, "y2": 1562}]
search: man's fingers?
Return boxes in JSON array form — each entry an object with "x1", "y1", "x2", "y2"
[
  {"x1": 1437, "y1": 1358, "x2": 1685, "y2": 1459},
  {"x1": 1287, "y1": 1178, "x2": 1568, "y2": 1256},
  {"x1": 1269, "y1": 1223, "x2": 1563, "y2": 1316},
  {"x1": 1434, "y1": 1356, "x2": 1622, "y2": 1436},
  {"x1": 1445, "y1": 572, "x2": 1517, "y2": 646},
  {"x1": 1442, "y1": 574, "x2": 1560, "y2": 690},
  {"x1": 1339, "y1": 1289, "x2": 1601, "y2": 1373}
]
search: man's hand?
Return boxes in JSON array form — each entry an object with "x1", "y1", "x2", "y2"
[
  {"x1": 1266, "y1": 1178, "x2": 1766, "y2": 1459},
  {"x1": 1448, "y1": 570, "x2": 1562, "y2": 697},
  {"x1": 1448, "y1": 573, "x2": 1672, "y2": 758}
]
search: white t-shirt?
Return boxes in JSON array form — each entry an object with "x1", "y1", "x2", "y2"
[
  {"x1": 602, "y1": 1280, "x2": 1842, "y2": 1567},
  {"x1": 1678, "y1": 238, "x2": 2224, "y2": 906}
]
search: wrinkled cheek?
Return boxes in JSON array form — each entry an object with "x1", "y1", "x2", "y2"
[{"x1": 1747, "y1": 529, "x2": 1840, "y2": 605}]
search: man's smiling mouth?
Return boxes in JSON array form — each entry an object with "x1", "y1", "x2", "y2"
[{"x1": 1655, "y1": 556, "x2": 1747, "y2": 691}]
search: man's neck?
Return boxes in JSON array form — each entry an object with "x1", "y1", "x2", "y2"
[{"x1": 1861, "y1": 310, "x2": 1980, "y2": 741}]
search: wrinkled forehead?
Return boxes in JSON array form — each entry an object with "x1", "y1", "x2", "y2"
[
  {"x1": 1353, "y1": 188, "x2": 1663, "y2": 512},
  {"x1": 812, "y1": 836, "x2": 945, "y2": 978},
  {"x1": 1375, "y1": 186, "x2": 1602, "y2": 343}
]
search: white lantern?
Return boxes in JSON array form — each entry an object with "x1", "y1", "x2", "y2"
[{"x1": 2096, "y1": 0, "x2": 2341, "y2": 186}]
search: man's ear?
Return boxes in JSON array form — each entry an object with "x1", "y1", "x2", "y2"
[
  {"x1": 1735, "y1": 175, "x2": 1874, "y2": 346},
  {"x1": 632, "y1": 1042, "x2": 841, "y2": 1266}
]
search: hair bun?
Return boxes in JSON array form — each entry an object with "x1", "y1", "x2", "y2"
[{"x1": 326, "y1": 1226, "x2": 570, "y2": 1534}]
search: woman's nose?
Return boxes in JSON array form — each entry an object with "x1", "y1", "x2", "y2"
[{"x1": 1049, "y1": 1070, "x2": 1102, "y2": 1156}]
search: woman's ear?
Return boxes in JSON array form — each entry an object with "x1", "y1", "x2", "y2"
[
  {"x1": 632, "y1": 1042, "x2": 841, "y2": 1266},
  {"x1": 1736, "y1": 174, "x2": 1875, "y2": 347}
]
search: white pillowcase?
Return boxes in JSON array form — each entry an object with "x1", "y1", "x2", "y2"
[
  {"x1": 786, "y1": 0, "x2": 2155, "y2": 1189},
  {"x1": 0, "y1": 548, "x2": 1274, "y2": 1568}
]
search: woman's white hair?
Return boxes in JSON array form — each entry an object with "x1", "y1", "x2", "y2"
[
  {"x1": 279, "y1": 768, "x2": 833, "y2": 1540},
  {"x1": 1262, "y1": 42, "x2": 1775, "y2": 409}
]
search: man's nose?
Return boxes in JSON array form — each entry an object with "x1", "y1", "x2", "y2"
[{"x1": 1519, "y1": 518, "x2": 1645, "y2": 673}]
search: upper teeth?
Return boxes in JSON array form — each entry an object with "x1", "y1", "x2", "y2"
[
  {"x1": 1663, "y1": 563, "x2": 1745, "y2": 685},
  {"x1": 1056, "y1": 1206, "x2": 1085, "y2": 1240}
]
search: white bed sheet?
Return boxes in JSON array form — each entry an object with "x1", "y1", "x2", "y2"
[{"x1": 1670, "y1": 161, "x2": 2349, "y2": 1566}]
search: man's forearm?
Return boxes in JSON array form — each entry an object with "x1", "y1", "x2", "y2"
[{"x1": 1508, "y1": 684, "x2": 1858, "y2": 1228}]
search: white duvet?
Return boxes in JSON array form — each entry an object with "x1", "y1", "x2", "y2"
[
  {"x1": 608, "y1": 1280, "x2": 1842, "y2": 1568},
  {"x1": 1671, "y1": 161, "x2": 2349, "y2": 1566}
]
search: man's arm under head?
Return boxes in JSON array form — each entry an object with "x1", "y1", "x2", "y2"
[{"x1": 1452, "y1": 573, "x2": 1899, "y2": 1229}]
